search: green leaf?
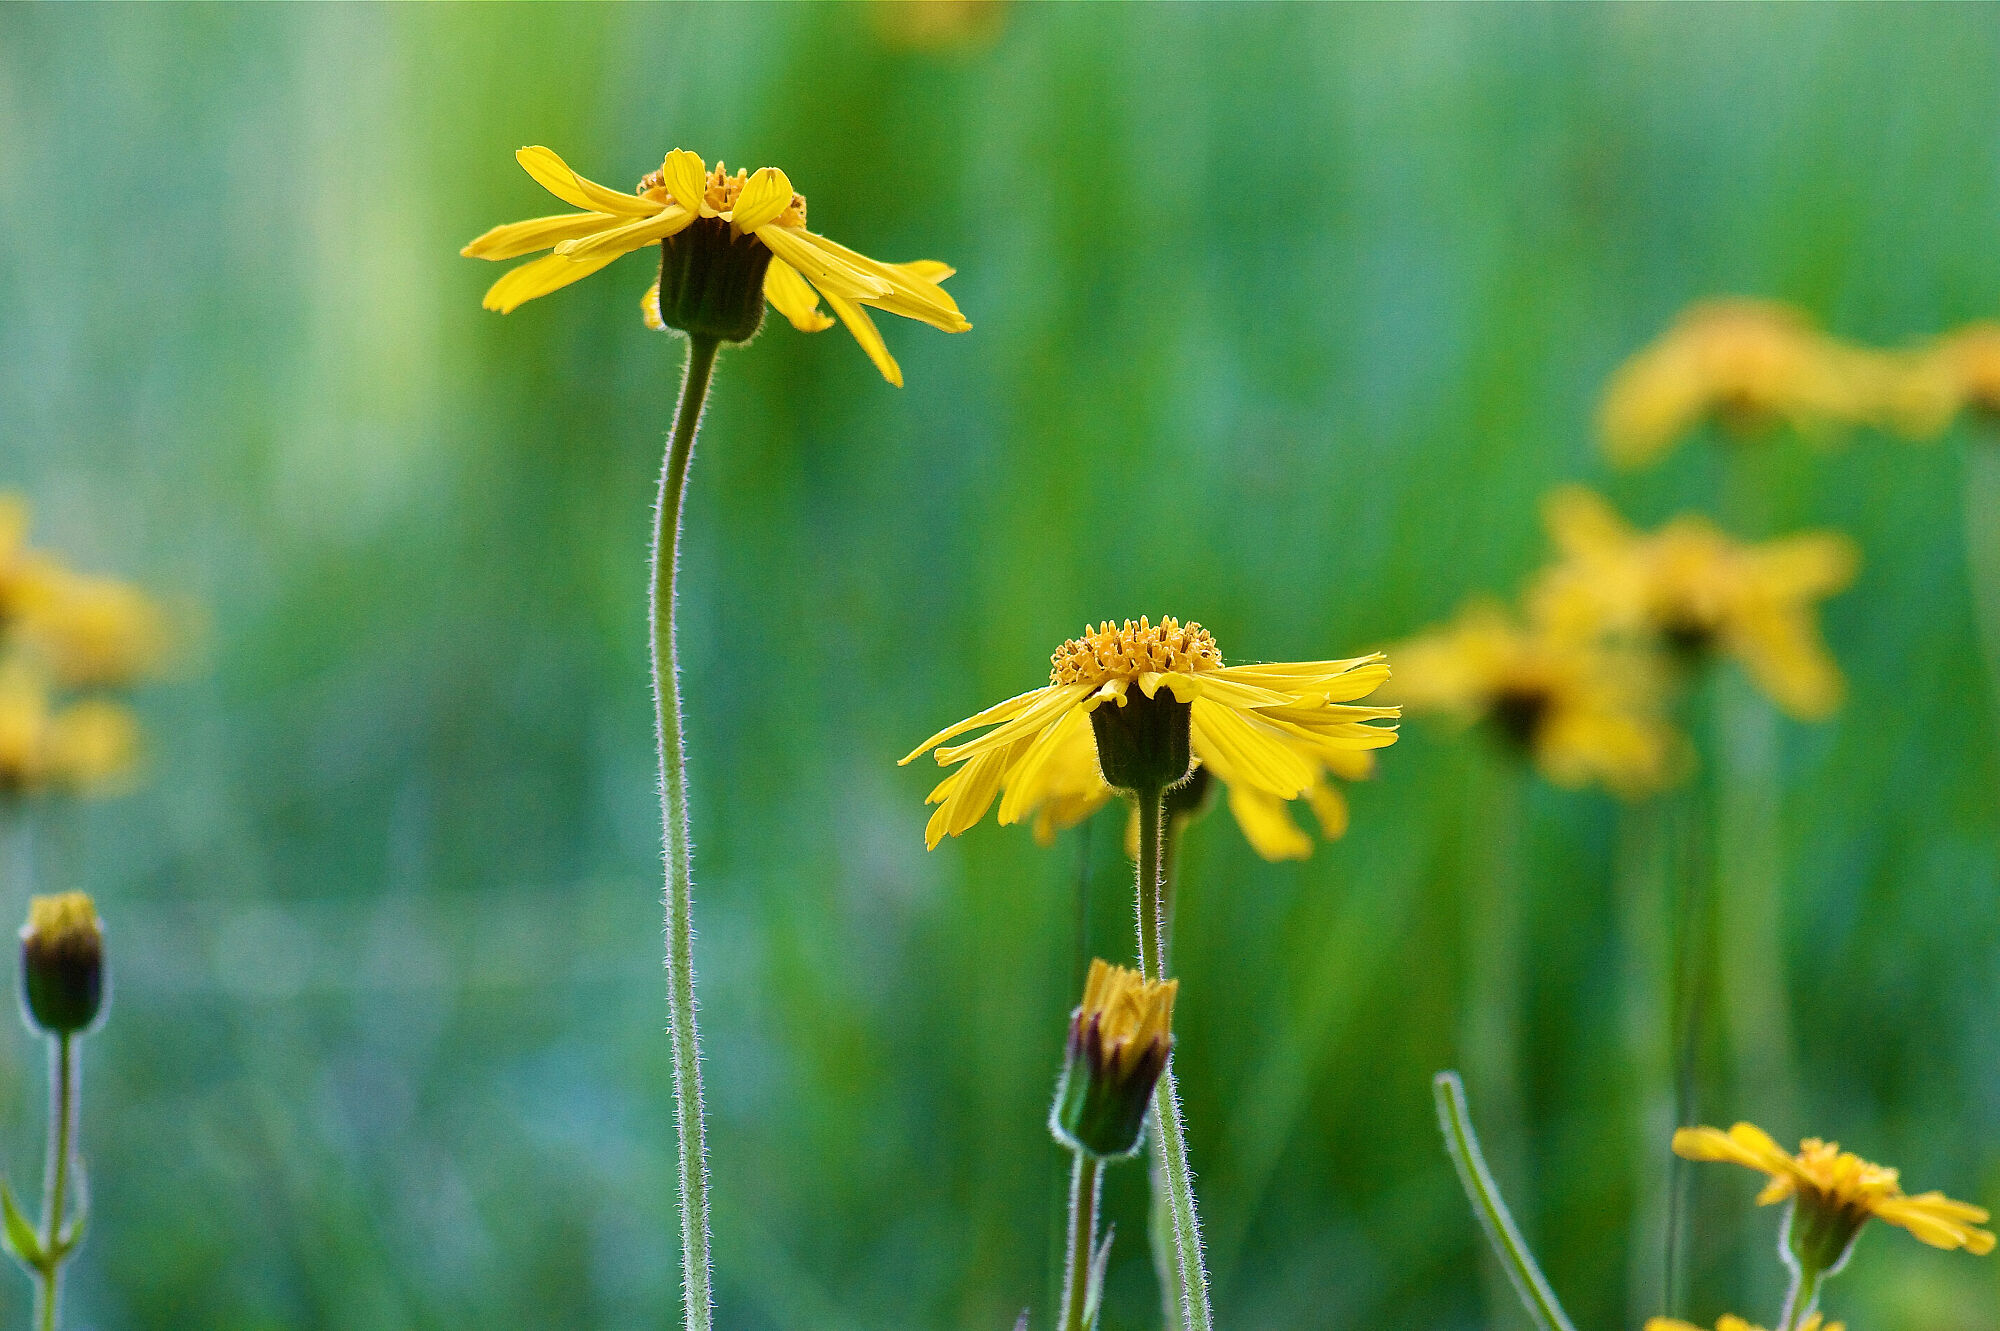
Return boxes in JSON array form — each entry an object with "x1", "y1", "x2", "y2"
[
  {"x1": 0, "y1": 1179, "x2": 43, "y2": 1269},
  {"x1": 1083, "y1": 1224, "x2": 1115, "y2": 1331}
]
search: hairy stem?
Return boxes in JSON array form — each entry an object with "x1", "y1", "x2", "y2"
[
  {"x1": 35, "y1": 1033, "x2": 75, "y2": 1331},
  {"x1": 653, "y1": 333, "x2": 721, "y2": 1331},
  {"x1": 1059, "y1": 1153, "x2": 1103, "y2": 1331}
]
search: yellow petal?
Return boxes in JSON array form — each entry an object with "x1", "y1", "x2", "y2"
[
  {"x1": 1225, "y1": 785, "x2": 1312, "y2": 861},
  {"x1": 480, "y1": 251, "x2": 624, "y2": 314},
  {"x1": 642, "y1": 282, "x2": 665, "y2": 331},
  {"x1": 997, "y1": 704, "x2": 1094, "y2": 826},
  {"x1": 900, "y1": 684, "x2": 1055, "y2": 765},
  {"x1": 934, "y1": 684, "x2": 1087, "y2": 764},
  {"x1": 808, "y1": 232, "x2": 970, "y2": 330},
  {"x1": 661, "y1": 149, "x2": 710, "y2": 216},
  {"x1": 731, "y1": 166, "x2": 796, "y2": 232},
  {"x1": 756, "y1": 226, "x2": 893, "y2": 302},
  {"x1": 553, "y1": 204, "x2": 692, "y2": 261},
  {"x1": 764, "y1": 261, "x2": 836, "y2": 333},
  {"x1": 1189, "y1": 698, "x2": 1315, "y2": 798},
  {"x1": 897, "y1": 259, "x2": 956, "y2": 283},
  {"x1": 821, "y1": 288, "x2": 904, "y2": 387},
  {"x1": 1307, "y1": 781, "x2": 1350, "y2": 839},
  {"x1": 462, "y1": 211, "x2": 620, "y2": 261},
  {"x1": 515, "y1": 146, "x2": 656, "y2": 216}
]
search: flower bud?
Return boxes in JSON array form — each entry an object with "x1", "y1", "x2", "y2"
[
  {"x1": 20, "y1": 893, "x2": 104, "y2": 1036},
  {"x1": 651, "y1": 218, "x2": 775, "y2": 344},
  {"x1": 1051, "y1": 959, "x2": 1176, "y2": 1160}
]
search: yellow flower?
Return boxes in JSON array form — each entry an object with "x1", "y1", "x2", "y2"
[
  {"x1": 0, "y1": 494, "x2": 35, "y2": 627},
  {"x1": 1599, "y1": 299, "x2": 1891, "y2": 468},
  {"x1": 1020, "y1": 719, "x2": 1375, "y2": 862},
  {"x1": 899, "y1": 617, "x2": 1397, "y2": 850},
  {"x1": 1882, "y1": 321, "x2": 2000, "y2": 440},
  {"x1": 463, "y1": 147, "x2": 968, "y2": 384},
  {"x1": 1390, "y1": 601, "x2": 1678, "y2": 798},
  {"x1": 1534, "y1": 488, "x2": 1857, "y2": 720},
  {"x1": 0, "y1": 664, "x2": 141, "y2": 798},
  {"x1": 15, "y1": 566, "x2": 170, "y2": 691},
  {"x1": 1675, "y1": 1122, "x2": 1995, "y2": 1269},
  {"x1": 1646, "y1": 1316, "x2": 1842, "y2": 1331}
]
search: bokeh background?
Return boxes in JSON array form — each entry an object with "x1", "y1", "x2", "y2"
[{"x1": 3, "y1": 4, "x2": 1999, "y2": 1328}]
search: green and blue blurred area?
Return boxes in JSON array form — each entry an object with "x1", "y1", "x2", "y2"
[{"x1": 4, "y1": 4, "x2": 2000, "y2": 1328}]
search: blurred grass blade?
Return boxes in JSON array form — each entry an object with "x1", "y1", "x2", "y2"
[
  {"x1": 1432, "y1": 1071, "x2": 1576, "y2": 1331},
  {"x1": 0, "y1": 1179, "x2": 42, "y2": 1268}
]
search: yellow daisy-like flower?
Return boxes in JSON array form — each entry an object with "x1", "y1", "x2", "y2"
[
  {"x1": 898, "y1": 617, "x2": 1398, "y2": 850},
  {"x1": 462, "y1": 146, "x2": 968, "y2": 384},
  {"x1": 15, "y1": 566, "x2": 170, "y2": 691},
  {"x1": 1020, "y1": 720, "x2": 1375, "y2": 862},
  {"x1": 1389, "y1": 600, "x2": 1678, "y2": 798},
  {"x1": 0, "y1": 663, "x2": 141, "y2": 798},
  {"x1": 1533, "y1": 488, "x2": 1857, "y2": 720},
  {"x1": 1600, "y1": 299, "x2": 1891, "y2": 469},
  {"x1": 1646, "y1": 1316, "x2": 1842, "y2": 1331},
  {"x1": 1882, "y1": 321, "x2": 2000, "y2": 440},
  {"x1": 1675, "y1": 1122, "x2": 1995, "y2": 1267}
]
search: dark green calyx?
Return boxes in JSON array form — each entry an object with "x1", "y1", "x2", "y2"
[
  {"x1": 1089, "y1": 688, "x2": 1193, "y2": 794},
  {"x1": 654, "y1": 218, "x2": 773, "y2": 344},
  {"x1": 1051, "y1": 1014, "x2": 1171, "y2": 1160},
  {"x1": 20, "y1": 894, "x2": 105, "y2": 1036},
  {"x1": 1163, "y1": 764, "x2": 1215, "y2": 823},
  {"x1": 1784, "y1": 1194, "x2": 1867, "y2": 1278}
]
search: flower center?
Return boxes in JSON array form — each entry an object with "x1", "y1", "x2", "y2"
[
  {"x1": 1050, "y1": 617, "x2": 1221, "y2": 688},
  {"x1": 636, "y1": 161, "x2": 808, "y2": 226}
]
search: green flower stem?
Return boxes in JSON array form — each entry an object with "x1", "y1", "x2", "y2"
[
  {"x1": 1059, "y1": 1152, "x2": 1103, "y2": 1331},
  {"x1": 1133, "y1": 785, "x2": 1213, "y2": 1331},
  {"x1": 1433, "y1": 1071, "x2": 1577, "y2": 1331},
  {"x1": 1614, "y1": 797, "x2": 1677, "y2": 1324},
  {"x1": 1150, "y1": 812, "x2": 1189, "y2": 1331},
  {"x1": 1963, "y1": 440, "x2": 2000, "y2": 764},
  {"x1": 35, "y1": 1032, "x2": 75, "y2": 1331},
  {"x1": 653, "y1": 332, "x2": 721, "y2": 1331},
  {"x1": 1777, "y1": 1260, "x2": 1824, "y2": 1331}
]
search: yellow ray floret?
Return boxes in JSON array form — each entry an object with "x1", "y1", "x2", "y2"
[
  {"x1": 1533, "y1": 487, "x2": 1856, "y2": 720},
  {"x1": 899, "y1": 617, "x2": 1398, "y2": 850},
  {"x1": 463, "y1": 146, "x2": 968, "y2": 383},
  {"x1": 1647, "y1": 1316, "x2": 1842, "y2": 1331},
  {"x1": 1599, "y1": 299, "x2": 1894, "y2": 468},
  {"x1": 1674, "y1": 1122, "x2": 1995, "y2": 1255},
  {"x1": 1077, "y1": 958, "x2": 1177, "y2": 1077}
]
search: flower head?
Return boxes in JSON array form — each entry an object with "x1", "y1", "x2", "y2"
[
  {"x1": 1534, "y1": 488, "x2": 1857, "y2": 720},
  {"x1": 14, "y1": 566, "x2": 170, "y2": 691},
  {"x1": 1646, "y1": 1316, "x2": 1842, "y2": 1331},
  {"x1": 20, "y1": 892, "x2": 105, "y2": 1036},
  {"x1": 1883, "y1": 321, "x2": 2000, "y2": 439},
  {"x1": 0, "y1": 663, "x2": 140, "y2": 799},
  {"x1": 463, "y1": 147, "x2": 968, "y2": 383},
  {"x1": 1599, "y1": 300, "x2": 1891, "y2": 468},
  {"x1": 899, "y1": 617, "x2": 1397, "y2": 849},
  {"x1": 1675, "y1": 1122, "x2": 1995, "y2": 1272},
  {"x1": 1051, "y1": 958, "x2": 1176, "y2": 1159},
  {"x1": 1390, "y1": 601, "x2": 1678, "y2": 798}
]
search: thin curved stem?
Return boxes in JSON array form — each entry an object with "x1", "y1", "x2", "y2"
[
  {"x1": 653, "y1": 333, "x2": 721, "y2": 1331},
  {"x1": 35, "y1": 1033, "x2": 75, "y2": 1331},
  {"x1": 1133, "y1": 785, "x2": 1213, "y2": 1331},
  {"x1": 1433, "y1": 1071, "x2": 1576, "y2": 1331},
  {"x1": 1059, "y1": 1153, "x2": 1103, "y2": 1331}
]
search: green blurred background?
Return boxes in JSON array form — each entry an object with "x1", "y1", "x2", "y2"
[{"x1": 3, "y1": 4, "x2": 1999, "y2": 1328}]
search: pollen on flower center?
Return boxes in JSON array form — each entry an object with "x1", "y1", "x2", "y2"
[
  {"x1": 636, "y1": 160, "x2": 808, "y2": 225},
  {"x1": 1049, "y1": 617, "x2": 1223, "y2": 688}
]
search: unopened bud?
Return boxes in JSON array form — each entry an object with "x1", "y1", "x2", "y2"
[
  {"x1": 1051, "y1": 958, "x2": 1176, "y2": 1159},
  {"x1": 20, "y1": 893, "x2": 104, "y2": 1036}
]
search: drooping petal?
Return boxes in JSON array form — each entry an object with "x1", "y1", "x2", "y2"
[
  {"x1": 935, "y1": 684, "x2": 1090, "y2": 764},
  {"x1": 481, "y1": 250, "x2": 624, "y2": 314},
  {"x1": 1189, "y1": 698, "x2": 1315, "y2": 798},
  {"x1": 821, "y1": 288, "x2": 905, "y2": 387},
  {"x1": 763, "y1": 261, "x2": 836, "y2": 333},
  {"x1": 997, "y1": 704, "x2": 1094, "y2": 826},
  {"x1": 899, "y1": 684, "x2": 1057, "y2": 765},
  {"x1": 515, "y1": 146, "x2": 656, "y2": 216},
  {"x1": 731, "y1": 166, "x2": 796, "y2": 232},
  {"x1": 553, "y1": 204, "x2": 693, "y2": 261},
  {"x1": 895, "y1": 259, "x2": 956, "y2": 284},
  {"x1": 755, "y1": 226, "x2": 892, "y2": 301},
  {"x1": 641, "y1": 282, "x2": 665, "y2": 331},
  {"x1": 462, "y1": 211, "x2": 620, "y2": 261},
  {"x1": 925, "y1": 735, "x2": 1033, "y2": 848},
  {"x1": 804, "y1": 232, "x2": 970, "y2": 330},
  {"x1": 1224, "y1": 785, "x2": 1312, "y2": 861}
]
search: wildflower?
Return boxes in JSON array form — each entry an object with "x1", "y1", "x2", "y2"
[
  {"x1": 20, "y1": 893, "x2": 105, "y2": 1037},
  {"x1": 1534, "y1": 488, "x2": 1857, "y2": 720},
  {"x1": 1599, "y1": 299, "x2": 1891, "y2": 468},
  {"x1": 0, "y1": 666, "x2": 139, "y2": 798},
  {"x1": 1882, "y1": 322, "x2": 2000, "y2": 439},
  {"x1": 463, "y1": 147, "x2": 968, "y2": 383},
  {"x1": 900, "y1": 617, "x2": 1397, "y2": 849},
  {"x1": 1390, "y1": 601, "x2": 1678, "y2": 797},
  {"x1": 1052, "y1": 959, "x2": 1177, "y2": 1160},
  {"x1": 0, "y1": 495, "x2": 37, "y2": 631},
  {"x1": 1646, "y1": 1317, "x2": 1842, "y2": 1331},
  {"x1": 1675, "y1": 1122, "x2": 1995, "y2": 1273},
  {"x1": 15, "y1": 567, "x2": 169, "y2": 691}
]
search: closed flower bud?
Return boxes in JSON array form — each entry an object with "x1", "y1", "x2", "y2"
[
  {"x1": 1051, "y1": 959, "x2": 1177, "y2": 1160},
  {"x1": 20, "y1": 893, "x2": 104, "y2": 1036}
]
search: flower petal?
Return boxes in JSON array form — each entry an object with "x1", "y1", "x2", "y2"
[
  {"x1": 515, "y1": 146, "x2": 656, "y2": 216},
  {"x1": 755, "y1": 225, "x2": 892, "y2": 301},
  {"x1": 1189, "y1": 698, "x2": 1315, "y2": 798},
  {"x1": 1224, "y1": 785, "x2": 1312, "y2": 861},
  {"x1": 553, "y1": 204, "x2": 692, "y2": 261},
  {"x1": 896, "y1": 259, "x2": 956, "y2": 284},
  {"x1": 900, "y1": 684, "x2": 1055, "y2": 765},
  {"x1": 821, "y1": 287, "x2": 905, "y2": 387},
  {"x1": 642, "y1": 282, "x2": 665, "y2": 331},
  {"x1": 764, "y1": 260, "x2": 837, "y2": 333},
  {"x1": 480, "y1": 250, "x2": 624, "y2": 314},
  {"x1": 935, "y1": 683, "x2": 1088, "y2": 764},
  {"x1": 731, "y1": 166, "x2": 796, "y2": 232},
  {"x1": 462, "y1": 211, "x2": 620, "y2": 262},
  {"x1": 661, "y1": 149, "x2": 711, "y2": 216}
]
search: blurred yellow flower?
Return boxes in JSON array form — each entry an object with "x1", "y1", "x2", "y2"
[
  {"x1": 1881, "y1": 322, "x2": 2000, "y2": 440},
  {"x1": 1646, "y1": 1316, "x2": 1841, "y2": 1331},
  {"x1": 1389, "y1": 601, "x2": 1678, "y2": 798},
  {"x1": 1599, "y1": 299, "x2": 1891, "y2": 468},
  {"x1": 463, "y1": 146, "x2": 968, "y2": 384},
  {"x1": 1675, "y1": 1122, "x2": 1995, "y2": 1260},
  {"x1": 15, "y1": 566, "x2": 171, "y2": 691},
  {"x1": 899, "y1": 617, "x2": 1397, "y2": 850},
  {"x1": 1018, "y1": 716, "x2": 1376, "y2": 861},
  {"x1": 1534, "y1": 488, "x2": 1857, "y2": 720},
  {"x1": 0, "y1": 664, "x2": 140, "y2": 798}
]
